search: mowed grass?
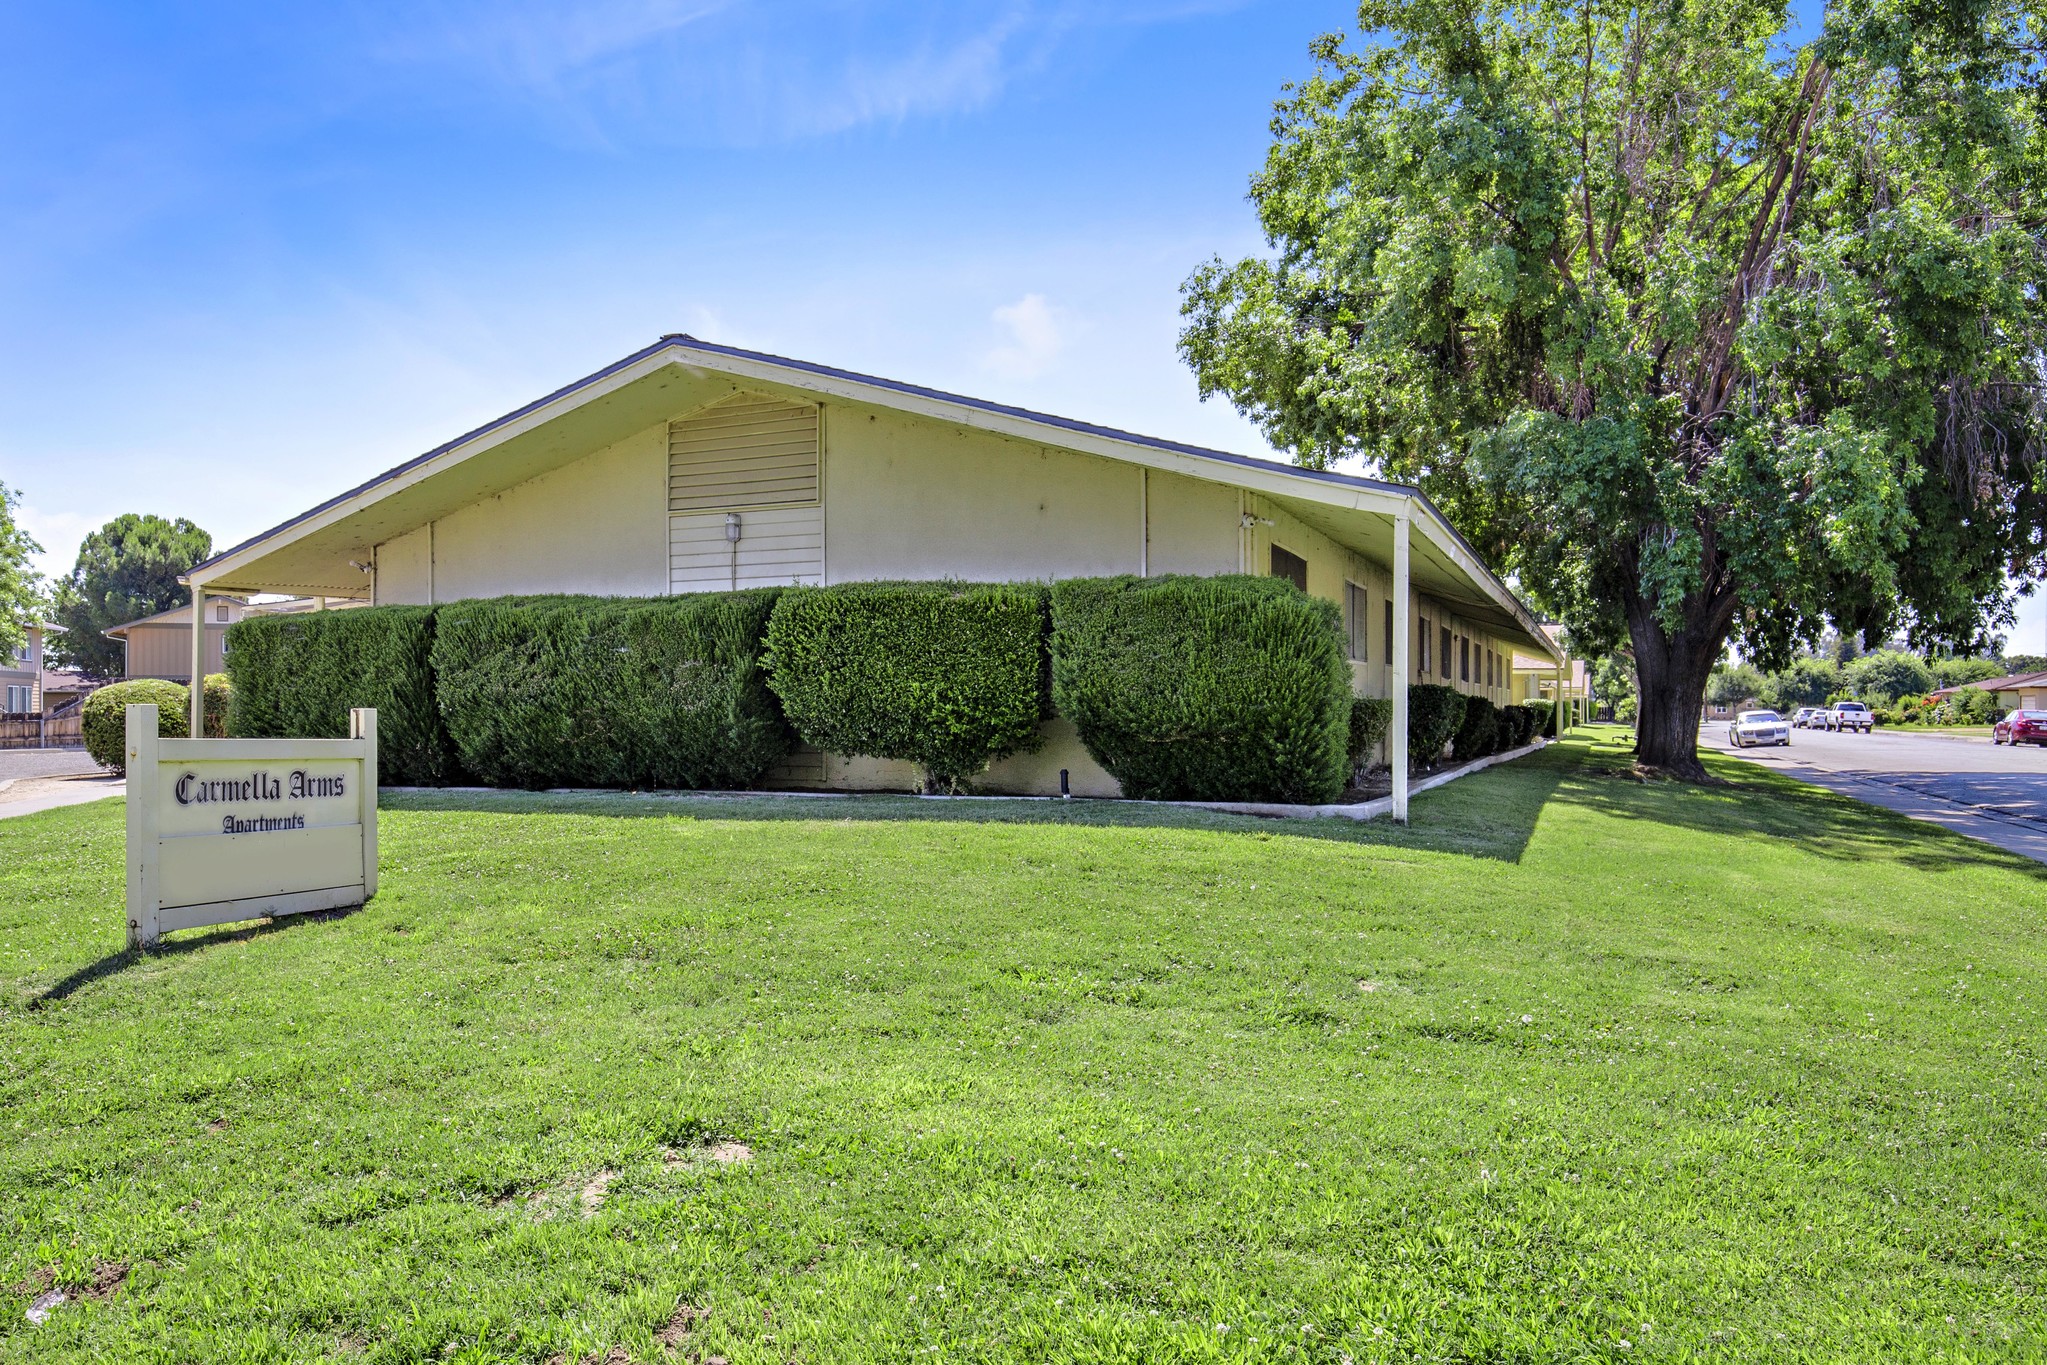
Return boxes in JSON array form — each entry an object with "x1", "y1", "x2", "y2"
[{"x1": 1, "y1": 728, "x2": 2044, "y2": 1363}]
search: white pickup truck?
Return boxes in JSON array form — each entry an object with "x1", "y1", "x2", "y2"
[{"x1": 1825, "y1": 700, "x2": 1874, "y2": 733}]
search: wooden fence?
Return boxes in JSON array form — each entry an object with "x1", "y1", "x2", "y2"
[{"x1": 0, "y1": 713, "x2": 84, "y2": 749}]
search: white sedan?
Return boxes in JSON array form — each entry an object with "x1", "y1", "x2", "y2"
[{"x1": 1729, "y1": 709, "x2": 1791, "y2": 747}]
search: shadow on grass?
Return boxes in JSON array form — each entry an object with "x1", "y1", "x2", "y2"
[
  {"x1": 385, "y1": 750, "x2": 1576, "y2": 864},
  {"x1": 26, "y1": 909, "x2": 355, "y2": 1009},
  {"x1": 1557, "y1": 728, "x2": 2047, "y2": 880}
]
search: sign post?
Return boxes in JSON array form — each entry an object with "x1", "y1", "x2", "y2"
[{"x1": 125, "y1": 704, "x2": 378, "y2": 950}]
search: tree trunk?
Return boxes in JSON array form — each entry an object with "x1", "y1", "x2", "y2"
[{"x1": 1627, "y1": 600, "x2": 1730, "y2": 781}]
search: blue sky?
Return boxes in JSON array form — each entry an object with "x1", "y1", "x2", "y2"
[{"x1": 4, "y1": 0, "x2": 2043, "y2": 654}]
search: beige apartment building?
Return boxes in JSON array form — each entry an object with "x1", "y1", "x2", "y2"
[{"x1": 180, "y1": 335, "x2": 1567, "y2": 807}]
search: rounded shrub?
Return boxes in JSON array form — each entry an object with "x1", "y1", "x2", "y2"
[
  {"x1": 435, "y1": 591, "x2": 792, "y2": 791},
  {"x1": 1049, "y1": 575, "x2": 1350, "y2": 803},
  {"x1": 1407, "y1": 683, "x2": 1467, "y2": 771},
  {"x1": 1501, "y1": 704, "x2": 1536, "y2": 748},
  {"x1": 767, "y1": 581, "x2": 1049, "y2": 793},
  {"x1": 1525, "y1": 698, "x2": 1556, "y2": 736},
  {"x1": 1452, "y1": 693, "x2": 1501, "y2": 761},
  {"x1": 1348, "y1": 697, "x2": 1394, "y2": 780},
  {"x1": 81, "y1": 678, "x2": 189, "y2": 773},
  {"x1": 228, "y1": 605, "x2": 452, "y2": 784}
]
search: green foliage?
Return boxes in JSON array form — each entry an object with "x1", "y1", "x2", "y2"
[
  {"x1": 50, "y1": 513, "x2": 211, "y2": 680},
  {"x1": 766, "y1": 582, "x2": 1046, "y2": 793},
  {"x1": 1591, "y1": 654, "x2": 1635, "y2": 721},
  {"x1": 2005, "y1": 654, "x2": 2047, "y2": 675},
  {"x1": 200, "y1": 673, "x2": 231, "y2": 739},
  {"x1": 1525, "y1": 698, "x2": 1555, "y2": 736},
  {"x1": 1762, "y1": 656, "x2": 1843, "y2": 711},
  {"x1": 80, "y1": 678, "x2": 189, "y2": 772},
  {"x1": 1179, "y1": 0, "x2": 2047, "y2": 776},
  {"x1": 1950, "y1": 686, "x2": 1999, "y2": 726},
  {"x1": 1932, "y1": 657, "x2": 2004, "y2": 688},
  {"x1": 0, "y1": 482, "x2": 42, "y2": 659},
  {"x1": 227, "y1": 606, "x2": 452, "y2": 785},
  {"x1": 1705, "y1": 664, "x2": 1766, "y2": 708},
  {"x1": 1407, "y1": 683, "x2": 1468, "y2": 770},
  {"x1": 1845, "y1": 650, "x2": 1935, "y2": 705},
  {"x1": 1502, "y1": 704, "x2": 1537, "y2": 748},
  {"x1": 1453, "y1": 694, "x2": 1501, "y2": 762},
  {"x1": 1049, "y1": 575, "x2": 1350, "y2": 802},
  {"x1": 434, "y1": 592, "x2": 790, "y2": 791},
  {"x1": 1348, "y1": 697, "x2": 1394, "y2": 776}
]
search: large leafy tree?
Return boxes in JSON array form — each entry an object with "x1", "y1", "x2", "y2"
[
  {"x1": 1181, "y1": 0, "x2": 2047, "y2": 777},
  {"x1": 0, "y1": 482, "x2": 42, "y2": 658},
  {"x1": 51, "y1": 514, "x2": 212, "y2": 680}
]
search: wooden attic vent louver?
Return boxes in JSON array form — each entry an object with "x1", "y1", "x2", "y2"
[
  {"x1": 668, "y1": 393, "x2": 819, "y2": 512},
  {"x1": 667, "y1": 393, "x2": 825, "y2": 593}
]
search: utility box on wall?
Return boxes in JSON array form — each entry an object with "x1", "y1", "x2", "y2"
[{"x1": 125, "y1": 704, "x2": 378, "y2": 949}]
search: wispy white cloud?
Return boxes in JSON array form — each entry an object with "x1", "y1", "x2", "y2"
[
  {"x1": 354, "y1": 0, "x2": 1240, "y2": 145},
  {"x1": 982, "y1": 292, "x2": 1065, "y2": 380}
]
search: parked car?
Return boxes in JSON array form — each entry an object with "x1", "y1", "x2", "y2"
[
  {"x1": 1729, "y1": 709, "x2": 1791, "y2": 748},
  {"x1": 1792, "y1": 707, "x2": 1821, "y2": 729},
  {"x1": 1826, "y1": 701, "x2": 1873, "y2": 733},
  {"x1": 1993, "y1": 709, "x2": 2047, "y2": 746}
]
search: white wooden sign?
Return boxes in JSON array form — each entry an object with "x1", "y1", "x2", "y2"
[{"x1": 125, "y1": 704, "x2": 378, "y2": 949}]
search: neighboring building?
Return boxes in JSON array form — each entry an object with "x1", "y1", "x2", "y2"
[
  {"x1": 38, "y1": 668, "x2": 90, "y2": 714},
  {"x1": 103, "y1": 597, "x2": 251, "y2": 683},
  {"x1": 1703, "y1": 695, "x2": 1766, "y2": 722},
  {"x1": 181, "y1": 335, "x2": 1564, "y2": 798},
  {"x1": 1926, "y1": 670, "x2": 2047, "y2": 711},
  {"x1": 1, "y1": 622, "x2": 52, "y2": 714}
]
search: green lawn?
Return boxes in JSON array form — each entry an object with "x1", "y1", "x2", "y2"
[{"x1": 2, "y1": 727, "x2": 2043, "y2": 1363}]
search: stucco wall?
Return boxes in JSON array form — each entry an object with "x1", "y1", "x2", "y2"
[{"x1": 374, "y1": 424, "x2": 667, "y2": 605}]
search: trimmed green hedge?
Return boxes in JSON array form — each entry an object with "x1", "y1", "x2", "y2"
[
  {"x1": 227, "y1": 606, "x2": 451, "y2": 785},
  {"x1": 433, "y1": 592, "x2": 791, "y2": 791},
  {"x1": 82, "y1": 678, "x2": 195, "y2": 773},
  {"x1": 1049, "y1": 575, "x2": 1350, "y2": 803},
  {"x1": 765, "y1": 582, "x2": 1049, "y2": 792},
  {"x1": 1525, "y1": 698, "x2": 1556, "y2": 736},
  {"x1": 1453, "y1": 694, "x2": 1501, "y2": 761},
  {"x1": 1407, "y1": 683, "x2": 1467, "y2": 771},
  {"x1": 1502, "y1": 704, "x2": 1536, "y2": 748},
  {"x1": 1348, "y1": 697, "x2": 1393, "y2": 779}
]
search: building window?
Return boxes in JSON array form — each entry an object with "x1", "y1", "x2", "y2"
[
  {"x1": 4, "y1": 685, "x2": 26, "y2": 714},
  {"x1": 1383, "y1": 600, "x2": 1394, "y2": 664},
  {"x1": 1440, "y1": 625, "x2": 1452, "y2": 679},
  {"x1": 1459, "y1": 636, "x2": 1470, "y2": 683},
  {"x1": 1417, "y1": 616, "x2": 1431, "y2": 675},
  {"x1": 215, "y1": 602, "x2": 230, "y2": 622},
  {"x1": 1343, "y1": 581, "x2": 1368, "y2": 661},
  {"x1": 1270, "y1": 545, "x2": 1308, "y2": 593}
]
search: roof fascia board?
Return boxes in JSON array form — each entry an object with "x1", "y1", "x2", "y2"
[{"x1": 1406, "y1": 510, "x2": 1560, "y2": 660}]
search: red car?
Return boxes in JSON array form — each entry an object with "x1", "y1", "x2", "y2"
[{"x1": 1993, "y1": 709, "x2": 2047, "y2": 746}]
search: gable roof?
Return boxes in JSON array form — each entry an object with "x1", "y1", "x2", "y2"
[{"x1": 186, "y1": 335, "x2": 1561, "y2": 657}]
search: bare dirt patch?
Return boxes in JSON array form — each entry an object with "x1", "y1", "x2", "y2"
[
  {"x1": 83, "y1": 1261, "x2": 127, "y2": 1299},
  {"x1": 656, "y1": 1302, "x2": 703, "y2": 1350},
  {"x1": 578, "y1": 1169, "x2": 617, "y2": 1216},
  {"x1": 663, "y1": 1140, "x2": 752, "y2": 1170}
]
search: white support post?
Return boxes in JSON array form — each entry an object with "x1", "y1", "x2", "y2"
[
  {"x1": 189, "y1": 585, "x2": 207, "y2": 736},
  {"x1": 126, "y1": 704, "x2": 161, "y2": 950},
  {"x1": 1391, "y1": 508, "x2": 1411, "y2": 823},
  {"x1": 351, "y1": 708, "x2": 379, "y2": 898}
]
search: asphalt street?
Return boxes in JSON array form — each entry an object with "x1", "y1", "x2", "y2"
[{"x1": 1700, "y1": 720, "x2": 2047, "y2": 864}]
